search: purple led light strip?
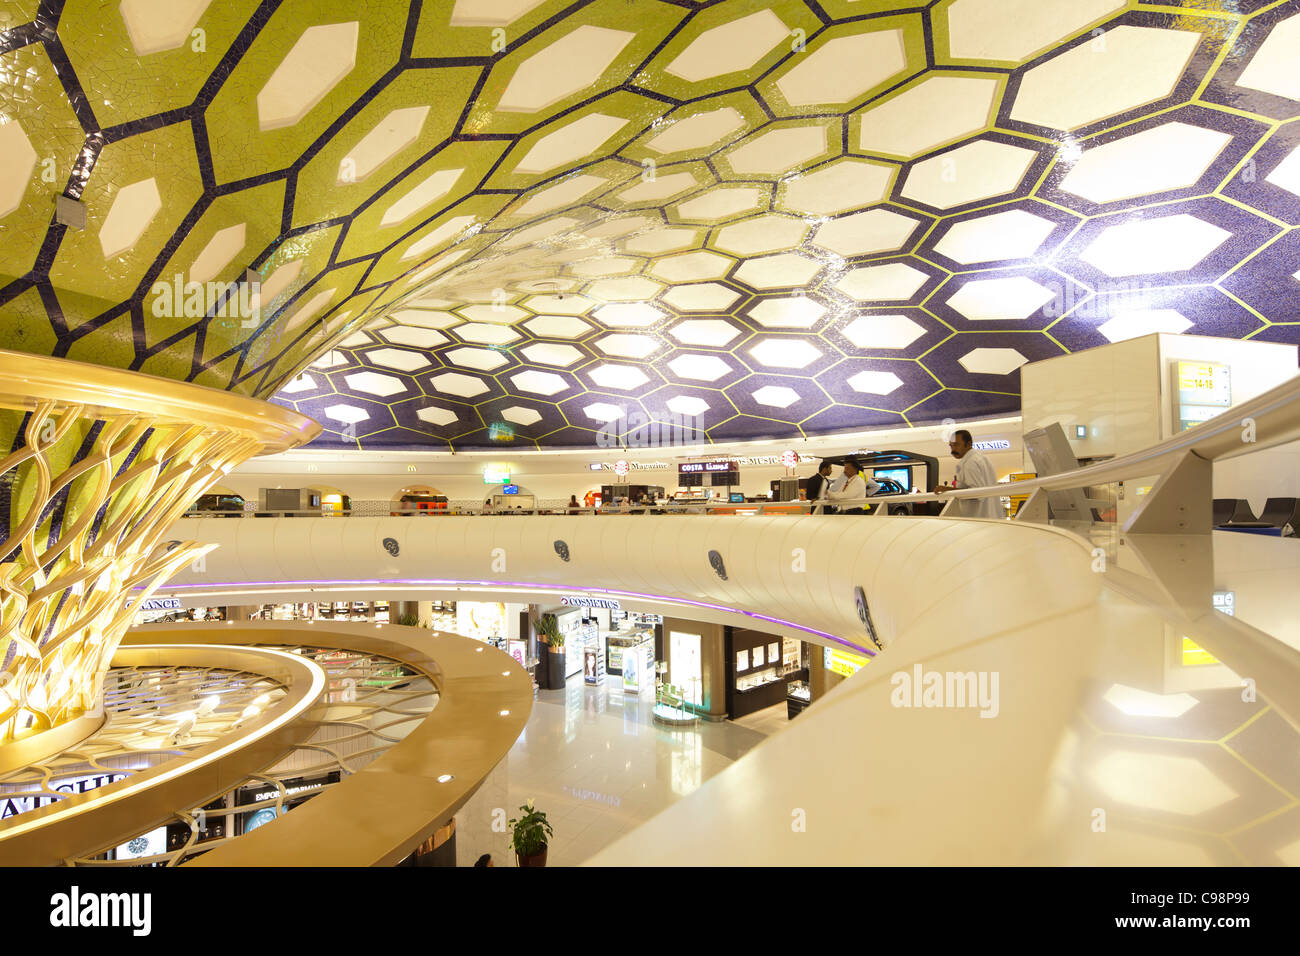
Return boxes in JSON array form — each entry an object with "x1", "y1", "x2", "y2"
[{"x1": 144, "y1": 577, "x2": 874, "y2": 657}]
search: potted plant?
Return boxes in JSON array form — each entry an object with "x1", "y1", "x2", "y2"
[
  {"x1": 538, "y1": 613, "x2": 566, "y2": 688},
  {"x1": 508, "y1": 800, "x2": 553, "y2": 867}
]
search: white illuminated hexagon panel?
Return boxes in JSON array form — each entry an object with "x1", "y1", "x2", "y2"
[
  {"x1": 514, "y1": 173, "x2": 608, "y2": 216},
  {"x1": 622, "y1": 227, "x2": 701, "y2": 255},
  {"x1": 594, "y1": 333, "x2": 658, "y2": 359},
  {"x1": 748, "y1": 297, "x2": 826, "y2": 329},
  {"x1": 1236, "y1": 12, "x2": 1300, "y2": 101},
  {"x1": 402, "y1": 215, "x2": 477, "y2": 260},
  {"x1": 455, "y1": 322, "x2": 522, "y2": 345},
  {"x1": 666, "y1": 396, "x2": 710, "y2": 417},
  {"x1": 446, "y1": 347, "x2": 508, "y2": 371},
  {"x1": 1080, "y1": 214, "x2": 1231, "y2": 278},
  {"x1": 675, "y1": 186, "x2": 765, "y2": 221},
  {"x1": 501, "y1": 405, "x2": 543, "y2": 426},
  {"x1": 584, "y1": 402, "x2": 625, "y2": 423},
  {"x1": 1265, "y1": 144, "x2": 1300, "y2": 198},
  {"x1": 311, "y1": 351, "x2": 347, "y2": 370},
  {"x1": 524, "y1": 314, "x2": 592, "y2": 338},
  {"x1": 842, "y1": 315, "x2": 927, "y2": 350},
  {"x1": 945, "y1": 0, "x2": 1126, "y2": 63},
  {"x1": 257, "y1": 22, "x2": 359, "y2": 131},
  {"x1": 776, "y1": 29, "x2": 907, "y2": 107},
  {"x1": 1059, "y1": 122, "x2": 1233, "y2": 203},
  {"x1": 589, "y1": 364, "x2": 650, "y2": 390},
  {"x1": 847, "y1": 370, "x2": 904, "y2": 395},
  {"x1": 752, "y1": 385, "x2": 801, "y2": 409},
  {"x1": 647, "y1": 107, "x2": 746, "y2": 155},
  {"x1": 431, "y1": 372, "x2": 490, "y2": 397},
  {"x1": 119, "y1": 0, "x2": 214, "y2": 56},
  {"x1": 902, "y1": 139, "x2": 1038, "y2": 209},
  {"x1": 498, "y1": 25, "x2": 634, "y2": 112},
  {"x1": 749, "y1": 338, "x2": 822, "y2": 369},
  {"x1": 812, "y1": 209, "x2": 921, "y2": 257},
  {"x1": 516, "y1": 113, "x2": 630, "y2": 174},
  {"x1": 857, "y1": 75, "x2": 1001, "y2": 158},
  {"x1": 381, "y1": 168, "x2": 464, "y2": 228},
  {"x1": 957, "y1": 347, "x2": 1029, "y2": 375},
  {"x1": 511, "y1": 369, "x2": 570, "y2": 395},
  {"x1": 616, "y1": 171, "x2": 699, "y2": 204},
  {"x1": 99, "y1": 177, "x2": 162, "y2": 258},
  {"x1": 665, "y1": 9, "x2": 788, "y2": 82},
  {"x1": 1011, "y1": 26, "x2": 1200, "y2": 131},
  {"x1": 522, "y1": 293, "x2": 594, "y2": 315},
  {"x1": 339, "y1": 106, "x2": 429, "y2": 184},
  {"x1": 946, "y1": 276, "x2": 1057, "y2": 321},
  {"x1": 668, "y1": 354, "x2": 732, "y2": 382},
  {"x1": 0, "y1": 120, "x2": 36, "y2": 220},
  {"x1": 734, "y1": 253, "x2": 822, "y2": 290},
  {"x1": 650, "y1": 251, "x2": 733, "y2": 283},
  {"x1": 836, "y1": 263, "x2": 930, "y2": 302},
  {"x1": 449, "y1": 0, "x2": 549, "y2": 27},
  {"x1": 934, "y1": 209, "x2": 1056, "y2": 264},
  {"x1": 714, "y1": 214, "x2": 808, "y2": 256},
  {"x1": 188, "y1": 223, "x2": 245, "y2": 284},
  {"x1": 1097, "y1": 309, "x2": 1193, "y2": 342},
  {"x1": 593, "y1": 302, "x2": 664, "y2": 328},
  {"x1": 282, "y1": 287, "x2": 337, "y2": 335},
  {"x1": 586, "y1": 276, "x2": 663, "y2": 302},
  {"x1": 661, "y1": 283, "x2": 742, "y2": 312},
  {"x1": 521, "y1": 343, "x2": 583, "y2": 367},
  {"x1": 416, "y1": 405, "x2": 459, "y2": 427},
  {"x1": 380, "y1": 326, "x2": 447, "y2": 348},
  {"x1": 457, "y1": 304, "x2": 528, "y2": 324},
  {"x1": 366, "y1": 347, "x2": 431, "y2": 372},
  {"x1": 669, "y1": 319, "x2": 741, "y2": 347},
  {"x1": 781, "y1": 158, "x2": 894, "y2": 216},
  {"x1": 344, "y1": 371, "x2": 406, "y2": 397},
  {"x1": 324, "y1": 404, "x2": 369, "y2": 425},
  {"x1": 727, "y1": 125, "x2": 827, "y2": 176}
]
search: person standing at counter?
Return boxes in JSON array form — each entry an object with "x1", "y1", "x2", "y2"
[
  {"x1": 935, "y1": 429, "x2": 1001, "y2": 518},
  {"x1": 567, "y1": 495, "x2": 580, "y2": 514},
  {"x1": 805, "y1": 460, "x2": 833, "y2": 515}
]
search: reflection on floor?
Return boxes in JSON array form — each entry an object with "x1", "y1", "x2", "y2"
[{"x1": 456, "y1": 675, "x2": 785, "y2": 866}]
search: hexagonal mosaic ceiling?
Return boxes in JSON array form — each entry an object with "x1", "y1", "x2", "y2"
[{"x1": 1, "y1": 0, "x2": 1298, "y2": 450}]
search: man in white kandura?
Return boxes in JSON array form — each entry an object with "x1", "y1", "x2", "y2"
[{"x1": 935, "y1": 429, "x2": 1001, "y2": 518}]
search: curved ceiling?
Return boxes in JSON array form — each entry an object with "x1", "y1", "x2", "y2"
[{"x1": 1, "y1": 0, "x2": 1297, "y2": 451}]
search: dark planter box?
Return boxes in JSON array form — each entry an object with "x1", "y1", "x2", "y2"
[{"x1": 545, "y1": 650, "x2": 566, "y2": 688}]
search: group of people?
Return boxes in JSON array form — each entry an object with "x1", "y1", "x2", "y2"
[{"x1": 805, "y1": 429, "x2": 999, "y2": 518}]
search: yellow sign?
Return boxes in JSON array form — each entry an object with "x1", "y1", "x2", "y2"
[
  {"x1": 1181, "y1": 637, "x2": 1219, "y2": 667},
  {"x1": 824, "y1": 647, "x2": 869, "y2": 678},
  {"x1": 1007, "y1": 472, "x2": 1036, "y2": 514}
]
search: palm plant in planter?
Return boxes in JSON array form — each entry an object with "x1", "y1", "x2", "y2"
[
  {"x1": 537, "y1": 613, "x2": 566, "y2": 688},
  {"x1": 508, "y1": 800, "x2": 553, "y2": 867}
]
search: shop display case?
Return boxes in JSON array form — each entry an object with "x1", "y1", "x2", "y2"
[
  {"x1": 787, "y1": 680, "x2": 811, "y2": 719},
  {"x1": 727, "y1": 626, "x2": 809, "y2": 720}
]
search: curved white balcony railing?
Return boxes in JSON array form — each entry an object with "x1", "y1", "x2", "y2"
[{"x1": 153, "y1": 376, "x2": 1300, "y2": 865}]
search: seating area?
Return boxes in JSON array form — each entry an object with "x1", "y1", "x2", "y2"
[{"x1": 1213, "y1": 497, "x2": 1299, "y2": 536}]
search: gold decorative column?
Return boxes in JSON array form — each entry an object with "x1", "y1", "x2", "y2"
[{"x1": 0, "y1": 351, "x2": 317, "y2": 764}]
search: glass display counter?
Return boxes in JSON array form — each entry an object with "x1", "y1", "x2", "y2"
[{"x1": 787, "y1": 680, "x2": 811, "y2": 719}]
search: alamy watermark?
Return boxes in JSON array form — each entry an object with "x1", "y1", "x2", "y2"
[
  {"x1": 596, "y1": 412, "x2": 705, "y2": 449},
  {"x1": 890, "y1": 664, "x2": 1000, "y2": 718},
  {"x1": 149, "y1": 273, "x2": 261, "y2": 328}
]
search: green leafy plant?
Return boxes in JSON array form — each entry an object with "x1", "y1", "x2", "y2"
[
  {"x1": 537, "y1": 613, "x2": 563, "y2": 649},
  {"x1": 508, "y1": 800, "x2": 553, "y2": 858},
  {"x1": 396, "y1": 613, "x2": 420, "y2": 627}
]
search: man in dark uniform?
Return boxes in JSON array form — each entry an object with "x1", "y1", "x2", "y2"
[{"x1": 805, "y1": 460, "x2": 833, "y2": 514}]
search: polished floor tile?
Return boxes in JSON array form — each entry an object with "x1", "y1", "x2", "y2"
[{"x1": 457, "y1": 674, "x2": 787, "y2": 866}]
